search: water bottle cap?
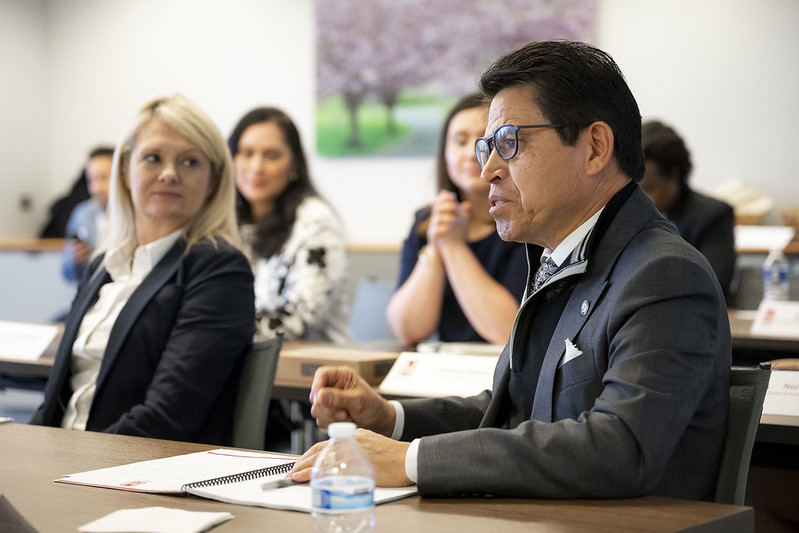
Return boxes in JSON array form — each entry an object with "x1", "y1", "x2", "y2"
[{"x1": 327, "y1": 422, "x2": 356, "y2": 439}]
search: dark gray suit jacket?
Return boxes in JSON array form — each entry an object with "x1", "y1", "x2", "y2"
[
  {"x1": 31, "y1": 238, "x2": 255, "y2": 445},
  {"x1": 400, "y1": 185, "x2": 731, "y2": 500}
]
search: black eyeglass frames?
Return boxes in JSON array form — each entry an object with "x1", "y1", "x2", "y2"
[{"x1": 474, "y1": 124, "x2": 565, "y2": 169}]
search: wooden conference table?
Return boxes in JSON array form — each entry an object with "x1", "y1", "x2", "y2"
[{"x1": 0, "y1": 423, "x2": 752, "y2": 533}]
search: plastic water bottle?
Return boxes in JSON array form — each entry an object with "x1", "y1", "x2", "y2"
[
  {"x1": 763, "y1": 249, "x2": 790, "y2": 300},
  {"x1": 311, "y1": 422, "x2": 376, "y2": 533}
]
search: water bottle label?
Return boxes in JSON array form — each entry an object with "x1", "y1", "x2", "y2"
[
  {"x1": 764, "y1": 269, "x2": 789, "y2": 282},
  {"x1": 312, "y1": 477, "x2": 374, "y2": 511}
]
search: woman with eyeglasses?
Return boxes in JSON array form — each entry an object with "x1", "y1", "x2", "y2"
[
  {"x1": 228, "y1": 107, "x2": 350, "y2": 344},
  {"x1": 31, "y1": 95, "x2": 255, "y2": 445},
  {"x1": 386, "y1": 94, "x2": 527, "y2": 346}
]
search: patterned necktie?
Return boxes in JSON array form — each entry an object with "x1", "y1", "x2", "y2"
[{"x1": 533, "y1": 257, "x2": 559, "y2": 292}]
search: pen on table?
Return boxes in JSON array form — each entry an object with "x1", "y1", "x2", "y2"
[{"x1": 261, "y1": 478, "x2": 297, "y2": 491}]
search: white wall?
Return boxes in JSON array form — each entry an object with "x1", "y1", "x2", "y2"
[
  {"x1": 597, "y1": 0, "x2": 799, "y2": 222},
  {"x1": 1, "y1": 0, "x2": 797, "y2": 242},
  {"x1": 0, "y1": 0, "x2": 48, "y2": 237}
]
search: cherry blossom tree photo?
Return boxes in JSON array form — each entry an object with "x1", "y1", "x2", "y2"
[{"x1": 316, "y1": 0, "x2": 596, "y2": 157}]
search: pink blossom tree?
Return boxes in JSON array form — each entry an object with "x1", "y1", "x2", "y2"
[{"x1": 316, "y1": 0, "x2": 595, "y2": 153}]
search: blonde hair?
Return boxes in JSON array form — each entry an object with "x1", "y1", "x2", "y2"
[{"x1": 102, "y1": 94, "x2": 240, "y2": 258}]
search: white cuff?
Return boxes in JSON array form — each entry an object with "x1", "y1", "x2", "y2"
[
  {"x1": 389, "y1": 400, "x2": 405, "y2": 440},
  {"x1": 405, "y1": 438, "x2": 420, "y2": 483}
]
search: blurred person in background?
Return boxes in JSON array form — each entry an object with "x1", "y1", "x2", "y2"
[
  {"x1": 386, "y1": 94, "x2": 526, "y2": 346},
  {"x1": 640, "y1": 120, "x2": 735, "y2": 298},
  {"x1": 61, "y1": 146, "x2": 115, "y2": 282},
  {"x1": 229, "y1": 107, "x2": 350, "y2": 344}
]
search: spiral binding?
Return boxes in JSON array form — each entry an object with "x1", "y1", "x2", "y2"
[{"x1": 181, "y1": 461, "x2": 296, "y2": 491}]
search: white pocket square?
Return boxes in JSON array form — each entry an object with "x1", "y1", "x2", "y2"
[{"x1": 559, "y1": 338, "x2": 583, "y2": 368}]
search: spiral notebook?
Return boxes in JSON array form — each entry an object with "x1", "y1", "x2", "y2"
[
  {"x1": 56, "y1": 448, "x2": 417, "y2": 513},
  {"x1": 56, "y1": 449, "x2": 295, "y2": 494}
]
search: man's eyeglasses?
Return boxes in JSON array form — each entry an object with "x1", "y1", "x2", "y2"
[{"x1": 474, "y1": 124, "x2": 565, "y2": 169}]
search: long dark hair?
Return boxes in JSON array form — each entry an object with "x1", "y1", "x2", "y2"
[
  {"x1": 228, "y1": 107, "x2": 318, "y2": 257},
  {"x1": 417, "y1": 93, "x2": 487, "y2": 238}
]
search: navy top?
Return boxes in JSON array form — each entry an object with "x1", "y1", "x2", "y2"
[{"x1": 397, "y1": 208, "x2": 528, "y2": 343}]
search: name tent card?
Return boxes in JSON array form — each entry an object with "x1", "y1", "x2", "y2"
[
  {"x1": 734, "y1": 225, "x2": 795, "y2": 252},
  {"x1": 751, "y1": 300, "x2": 799, "y2": 338},
  {"x1": 378, "y1": 351, "x2": 498, "y2": 398},
  {"x1": 762, "y1": 370, "x2": 799, "y2": 418}
]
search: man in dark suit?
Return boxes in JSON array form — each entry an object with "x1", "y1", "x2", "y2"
[
  {"x1": 639, "y1": 120, "x2": 736, "y2": 299},
  {"x1": 291, "y1": 41, "x2": 731, "y2": 501}
]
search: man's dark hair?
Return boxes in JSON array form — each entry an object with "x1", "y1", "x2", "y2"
[
  {"x1": 479, "y1": 40, "x2": 645, "y2": 181},
  {"x1": 641, "y1": 120, "x2": 692, "y2": 184},
  {"x1": 88, "y1": 146, "x2": 115, "y2": 159}
]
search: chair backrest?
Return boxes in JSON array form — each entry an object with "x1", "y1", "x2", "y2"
[
  {"x1": 714, "y1": 366, "x2": 771, "y2": 505},
  {"x1": 348, "y1": 277, "x2": 396, "y2": 341},
  {"x1": 232, "y1": 335, "x2": 284, "y2": 450}
]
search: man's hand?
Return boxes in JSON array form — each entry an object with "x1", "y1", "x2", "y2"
[
  {"x1": 289, "y1": 428, "x2": 413, "y2": 487},
  {"x1": 309, "y1": 366, "x2": 396, "y2": 437}
]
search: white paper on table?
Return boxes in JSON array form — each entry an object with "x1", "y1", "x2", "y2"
[
  {"x1": 378, "y1": 351, "x2": 497, "y2": 397},
  {"x1": 750, "y1": 300, "x2": 799, "y2": 338},
  {"x1": 416, "y1": 342, "x2": 505, "y2": 357},
  {"x1": 734, "y1": 225, "x2": 795, "y2": 252},
  {"x1": 0, "y1": 321, "x2": 60, "y2": 360},
  {"x1": 762, "y1": 371, "x2": 799, "y2": 417},
  {"x1": 78, "y1": 507, "x2": 233, "y2": 533}
]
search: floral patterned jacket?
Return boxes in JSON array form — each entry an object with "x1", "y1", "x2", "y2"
[{"x1": 243, "y1": 196, "x2": 351, "y2": 344}]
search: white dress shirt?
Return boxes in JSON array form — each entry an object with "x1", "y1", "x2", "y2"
[
  {"x1": 61, "y1": 230, "x2": 182, "y2": 430},
  {"x1": 392, "y1": 208, "x2": 605, "y2": 483}
]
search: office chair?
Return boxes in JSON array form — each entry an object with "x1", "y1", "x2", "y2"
[
  {"x1": 714, "y1": 366, "x2": 771, "y2": 505},
  {"x1": 348, "y1": 277, "x2": 396, "y2": 341},
  {"x1": 232, "y1": 335, "x2": 284, "y2": 450}
]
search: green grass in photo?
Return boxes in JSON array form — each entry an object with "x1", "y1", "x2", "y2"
[{"x1": 316, "y1": 96, "x2": 410, "y2": 157}]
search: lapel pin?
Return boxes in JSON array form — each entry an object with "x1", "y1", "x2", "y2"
[{"x1": 580, "y1": 300, "x2": 590, "y2": 316}]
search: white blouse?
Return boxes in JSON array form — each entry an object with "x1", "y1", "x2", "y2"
[
  {"x1": 243, "y1": 196, "x2": 351, "y2": 344},
  {"x1": 61, "y1": 231, "x2": 182, "y2": 430}
]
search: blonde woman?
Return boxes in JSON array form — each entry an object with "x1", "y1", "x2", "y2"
[{"x1": 32, "y1": 95, "x2": 255, "y2": 445}]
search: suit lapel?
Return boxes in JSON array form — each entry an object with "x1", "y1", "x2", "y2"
[
  {"x1": 95, "y1": 240, "x2": 185, "y2": 387},
  {"x1": 47, "y1": 260, "x2": 111, "y2": 418},
  {"x1": 480, "y1": 344, "x2": 512, "y2": 428},
  {"x1": 64, "y1": 260, "x2": 112, "y2": 348},
  {"x1": 531, "y1": 279, "x2": 608, "y2": 422},
  {"x1": 530, "y1": 186, "x2": 658, "y2": 423}
]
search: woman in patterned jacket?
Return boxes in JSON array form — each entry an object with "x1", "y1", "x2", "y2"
[{"x1": 229, "y1": 107, "x2": 350, "y2": 344}]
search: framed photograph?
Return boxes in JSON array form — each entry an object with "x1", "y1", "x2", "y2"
[{"x1": 315, "y1": 0, "x2": 596, "y2": 158}]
